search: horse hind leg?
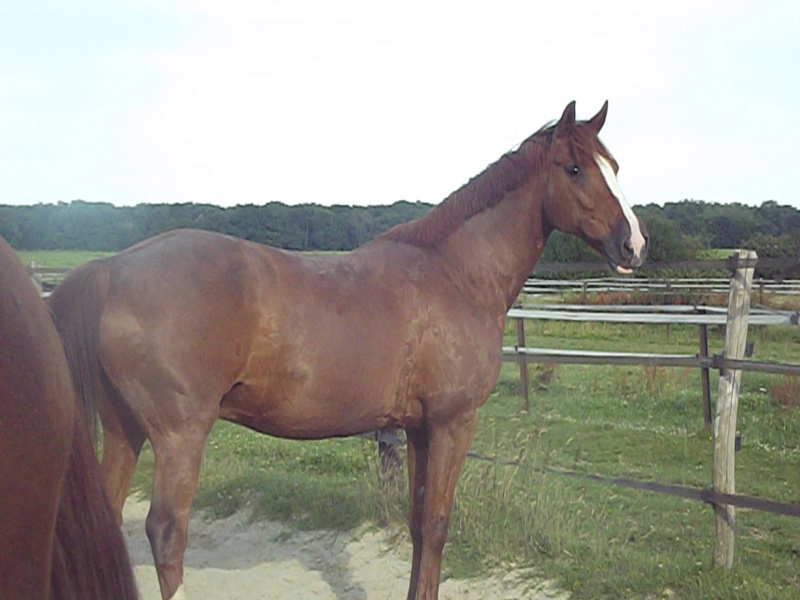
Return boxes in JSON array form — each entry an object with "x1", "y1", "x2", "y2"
[
  {"x1": 146, "y1": 425, "x2": 212, "y2": 600},
  {"x1": 98, "y1": 387, "x2": 146, "y2": 522}
]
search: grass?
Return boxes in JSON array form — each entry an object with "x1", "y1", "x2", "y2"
[
  {"x1": 16, "y1": 249, "x2": 114, "y2": 269},
  {"x1": 25, "y1": 249, "x2": 800, "y2": 599}
]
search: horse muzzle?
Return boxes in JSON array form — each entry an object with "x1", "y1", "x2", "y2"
[{"x1": 604, "y1": 218, "x2": 648, "y2": 275}]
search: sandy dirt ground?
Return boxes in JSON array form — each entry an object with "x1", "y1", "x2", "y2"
[{"x1": 122, "y1": 497, "x2": 568, "y2": 600}]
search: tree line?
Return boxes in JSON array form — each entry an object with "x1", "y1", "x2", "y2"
[
  {"x1": 1, "y1": 198, "x2": 799, "y2": 269},
  {"x1": 0, "y1": 200, "x2": 430, "y2": 253}
]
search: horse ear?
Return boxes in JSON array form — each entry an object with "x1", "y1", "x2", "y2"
[
  {"x1": 586, "y1": 100, "x2": 609, "y2": 135},
  {"x1": 554, "y1": 101, "x2": 577, "y2": 138}
]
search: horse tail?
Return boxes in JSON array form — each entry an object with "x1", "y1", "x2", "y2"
[
  {"x1": 50, "y1": 408, "x2": 139, "y2": 600},
  {"x1": 48, "y1": 260, "x2": 139, "y2": 598},
  {"x1": 49, "y1": 260, "x2": 111, "y2": 444}
]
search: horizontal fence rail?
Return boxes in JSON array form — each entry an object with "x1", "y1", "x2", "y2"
[
  {"x1": 501, "y1": 345, "x2": 800, "y2": 377},
  {"x1": 464, "y1": 451, "x2": 800, "y2": 519},
  {"x1": 523, "y1": 277, "x2": 800, "y2": 298},
  {"x1": 530, "y1": 257, "x2": 800, "y2": 277},
  {"x1": 507, "y1": 306, "x2": 799, "y2": 326}
]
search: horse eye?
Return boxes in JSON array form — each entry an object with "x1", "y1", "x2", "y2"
[{"x1": 566, "y1": 164, "x2": 580, "y2": 176}]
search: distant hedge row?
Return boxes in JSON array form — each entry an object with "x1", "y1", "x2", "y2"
[{"x1": 2, "y1": 199, "x2": 798, "y2": 272}]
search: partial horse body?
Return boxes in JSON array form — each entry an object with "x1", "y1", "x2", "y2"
[
  {"x1": 49, "y1": 101, "x2": 647, "y2": 600},
  {"x1": 0, "y1": 237, "x2": 138, "y2": 600}
]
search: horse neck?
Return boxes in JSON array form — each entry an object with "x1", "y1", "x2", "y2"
[{"x1": 439, "y1": 180, "x2": 550, "y2": 312}]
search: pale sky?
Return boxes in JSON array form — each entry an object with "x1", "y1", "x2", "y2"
[{"x1": 2, "y1": 1, "x2": 799, "y2": 209}]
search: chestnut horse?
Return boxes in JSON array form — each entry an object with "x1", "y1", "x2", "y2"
[
  {"x1": 0, "y1": 237, "x2": 138, "y2": 600},
  {"x1": 50, "y1": 101, "x2": 647, "y2": 600}
]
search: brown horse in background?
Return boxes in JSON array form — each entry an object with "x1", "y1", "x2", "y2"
[
  {"x1": 0, "y1": 237, "x2": 138, "y2": 600},
  {"x1": 50, "y1": 101, "x2": 647, "y2": 600}
]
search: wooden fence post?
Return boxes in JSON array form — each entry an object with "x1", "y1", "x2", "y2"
[
  {"x1": 712, "y1": 249, "x2": 757, "y2": 568},
  {"x1": 699, "y1": 323, "x2": 712, "y2": 429},
  {"x1": 515, "y1": 317, "x2": 530, "y2": 411},
  {"x1": 27, "y1": 261, "x2": 44, "y2": 296}
]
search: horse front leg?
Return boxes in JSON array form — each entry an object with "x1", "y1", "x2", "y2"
[
  {"x1": 405, "y1": 427, "x2": 429, "y2": 600},
  {"x1": 413, "y1": 411, "x2": 478, "y2": 600}
]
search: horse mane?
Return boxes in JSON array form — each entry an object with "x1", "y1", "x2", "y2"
[{"x1": 376, "y1": 119, "x2": 604, "y2": 247}]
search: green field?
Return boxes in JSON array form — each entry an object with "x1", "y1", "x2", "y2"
[
  {"x1": 16, "y1": 249, "x2": 114, "y2": 269},
  {"x1": 25, "y1": 250, "x2": 800, "y2": 599}
]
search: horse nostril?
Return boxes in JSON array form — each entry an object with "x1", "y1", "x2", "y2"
[{"x1": 622, "y1": 238, "x2": 634, "y2": 259}]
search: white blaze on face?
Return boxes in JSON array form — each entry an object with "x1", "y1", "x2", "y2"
[{"x1": 594, "y1": 154, "x2": 647, "y2": 272}]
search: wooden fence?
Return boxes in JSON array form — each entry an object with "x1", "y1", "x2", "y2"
[
  {"x1": 522, "y1": 276, "x2": 800, "y2": 302},
  {"x1": 503, "y1": 304, "x2": 800, "y2": 419},
  {"x1": 503, "y1": 250, "x2": 800, "y2": 569}
]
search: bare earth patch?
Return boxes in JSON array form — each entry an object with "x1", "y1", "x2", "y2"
[{"x1": 123, "y1": 498, "x2": 567, "y2": 600}]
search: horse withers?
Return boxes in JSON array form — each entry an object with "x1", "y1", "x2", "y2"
[
  {"x1": 0, "y1": 237, "x2": 138, "y2": 600},
  {"x1": 50, "y1": 101, "x2": 647, "y2": 600}
]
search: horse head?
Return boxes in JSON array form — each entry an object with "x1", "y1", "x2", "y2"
[{"x1": 541, "y1": 101, "x2": 648, "y2": 274}]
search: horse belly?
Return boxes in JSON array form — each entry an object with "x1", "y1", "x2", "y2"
[{"x1": 219, "y1": 385, "x2": 404, "y2": 439}]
